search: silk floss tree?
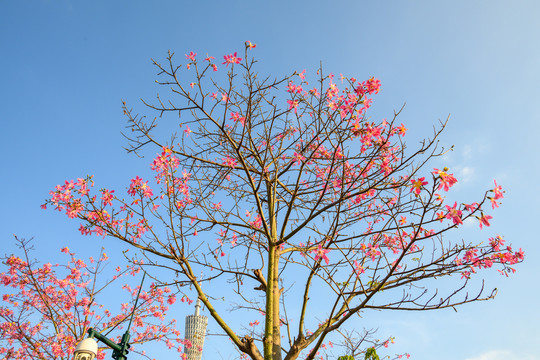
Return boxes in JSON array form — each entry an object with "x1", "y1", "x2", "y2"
[{"x1": 45, "y1": 41, "x2": 524, "y2": 360}]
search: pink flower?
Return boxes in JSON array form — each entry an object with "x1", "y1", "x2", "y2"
[
  {"x1": 363, "y1": 77, "x2": 381, "y2": 94},
  {"x1": 353, "y1": 260, "x2": 364, "y2": 276},
  {"x1": 489, "y1": 235, "x2": 504, "y2": 251},
  {"x1": 493, "y1": 180, "x2": 504, "y2": 200},
  {"x1": 230, "y1": 112, "x2": 246, "y2": 126},
  {"x1": 433, "y1": 168, "x2": 458, "y2": 191},
  {"x1": 222, "y1": 155, "x2": 237, "y2": 168},
  {"x1": 100, "y1": 189, "x2": 114, "y2": 206},
  {"x1": 445, "y1": 202, "x2": 463, "y2": 225},
  {"x1": 128, "y1": 176, "x2": 143, "y2": 196},
  {"x1": 128, "y1": 176, "x2": 153, "y2": 198},
  {"x1": 298, "y1": 69, "x2": 306, "y2": 80},
  {"x1": 479, "y1": 213, "x2": 493, "y2": 229},
  {"x1": 302, "y1": 90, "x2": 316, "y2": 101},
  {"x1": 395, "y1": 123, "x2": 407, "y2": 136},
  {"x1": 184, "y1": 126, "x2": 192, "y2": 135},
  {"x1": 185, "y1": 52, "x2": 197, "y2": 61},
  {"x1": 491, "y1": 180, "x2": 504, "y2": 208},
  {"x1": 249, "y1": 214, "x2": 262, "y2": 229},
  {"x1": 312, "y1": 244, "x2": 330, "y2": 265},
  {"x1": 515, "y1": 248, "x2": 524, "y2": 261},
  {"x1": 223, "y1": 52, "x2": 242, "y2": 66},
  {"x1": 293, "y1": 152, "x2": 305, "y2": 165},
  {"x1": 366, "y1": 243, "x2": 381, "y2": 261},
  {"x1": 410, "y1": 177, "x2": 428, "y2": 195},
  {"x1": 245, "y1": 41, "x2": 256, "y2": 49},
  {"x1": 286, "y1": 81, "x2": 302, "y2": 93},
  {"x1": 287, "y1": 99, "x2": 299, "y2": 113},
  {"x1": 464, "y1": 202, "x2": 479, "y2": 212}
]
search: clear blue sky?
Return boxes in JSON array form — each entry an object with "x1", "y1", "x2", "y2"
[{"x1": 1, "y1": 1, "x2": 539, "y2": 360}]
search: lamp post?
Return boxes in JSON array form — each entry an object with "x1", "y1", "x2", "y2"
[
  {"x1": 74, "y1": 273, "x2": 146, "y2": 360},
  {"x1": 73, "y1": 328, "x2": 131, "y2": 360}
]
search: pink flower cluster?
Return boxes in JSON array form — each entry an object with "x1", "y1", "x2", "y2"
[
  {"x1": 128, "y1": 176, "x2": 153, "y2": 198},
  {"x1": 433, "y1": 168, "x2": 458, "y2": 191},
  {"x1": 455, "y1": 235, "x2": 524, "y2": 278},
  {"x1": 222, "y1": 52, "x2": 242, "y2": 66},
  {"x1": 0, "y1": 242, "x2": 185, "y2": 360},
  {"x1": 230, "y1": 111, "x2": 246, "y2": 126},
  {"x1": 151, "y1": 147, "x2": 180, "y2": 183}
]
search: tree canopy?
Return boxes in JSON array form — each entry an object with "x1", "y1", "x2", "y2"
[{"x1": 45, "y1": 42, "x2": 523, "y2": 360}]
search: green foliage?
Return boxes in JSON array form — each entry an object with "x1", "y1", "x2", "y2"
[
  {"x1": 338, "y1": 356, "x2": 355, "y2": 360},
  {"x1": 366, "y1": 280, "x2": 385, "y2": 291},
  {"x1": 365, "y1": 348, "x2": 380, "y2": 360}
]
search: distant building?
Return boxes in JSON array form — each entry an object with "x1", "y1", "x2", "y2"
[{"x1": 184, "y1": 299, "x2": 208, "y2": 360}]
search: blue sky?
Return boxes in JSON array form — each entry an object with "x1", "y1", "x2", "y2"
[{"x1": 1, "y1": 1, "x2": 539, "y2": 360}]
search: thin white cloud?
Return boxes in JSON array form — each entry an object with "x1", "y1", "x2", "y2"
[
  {"x1": 462, "y1": 144, "x2": 473, "y2": 159},
  {"x1": 465, "y1": 350, "x2": 538, "y2": 360},
  {"x1": 458, "y1": 166, "x2": 475, "y2": 183},
  {"x1": 463, "y1": 216, "x2": 476, "y2": 228}
]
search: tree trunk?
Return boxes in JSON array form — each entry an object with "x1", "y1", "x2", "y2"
[{"x1": 264, "y1": 244, "x2": 282, "y2": 360}]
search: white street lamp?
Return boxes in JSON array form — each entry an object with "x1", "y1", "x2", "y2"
[{"x1": 73, "y1": 337, "x2": 98, "y2": 360}]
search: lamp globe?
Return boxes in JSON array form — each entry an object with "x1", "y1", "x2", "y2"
[{"x1": 73, "y1": 337, "x2": 98, "y2": 360}]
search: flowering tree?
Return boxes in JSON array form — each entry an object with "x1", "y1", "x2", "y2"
[
  {"x1": 45, "y1": 42, "x2": 523, "y2": 360},
  {"x1": 0, "y1": 237, "x2": 184, "y2": 360}
]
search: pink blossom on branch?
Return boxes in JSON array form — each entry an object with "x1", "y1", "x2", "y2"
[
  {"x1": 222, "y1": 155, "x2": 238, "y2": 168},
  {"x1": 433, "y1": 167, "x2": 458, "y2": 191},
  {"x1": 287, "y1": 99, "x2": 299, "y2": 113},
  {"x1": 479, "y1": 213, "x2": 493, "y2": 229},
  {"x1": 230, "y1": 111, "x2": 246, "y2": 126},
  {"x1": 312, "y1": 244, "x2": 330, "y2": 265},
  {"x1": 0, "y1": 238, "x2": 184, "y2": 360},
  {"x1": 185, "y1": 51, "x2": 196, "y2": 61},
  {"x1": 222, "y1": 52, "x2": 242, "y2": 66},
  {"x1": 445, "y1": 202, "x2": 463, "y2": 225},
  {"x1": 490, "y1": 180, "x2": 504, "y2": 209},
  {"x1": 410, "y1": 177, "x2": 428, "y2": 196},
  {"x1": 493, "y1": 180, "x2": 504, "y2": 200}
]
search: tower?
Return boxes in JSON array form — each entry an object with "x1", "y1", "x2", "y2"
[{"x1": 184, "y1": 299, "x2": 208, "y2": 360}]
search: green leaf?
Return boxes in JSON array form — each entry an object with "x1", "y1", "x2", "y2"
[{"x1": 365, "y1": 348, "x2": 380, "y2": 360}]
